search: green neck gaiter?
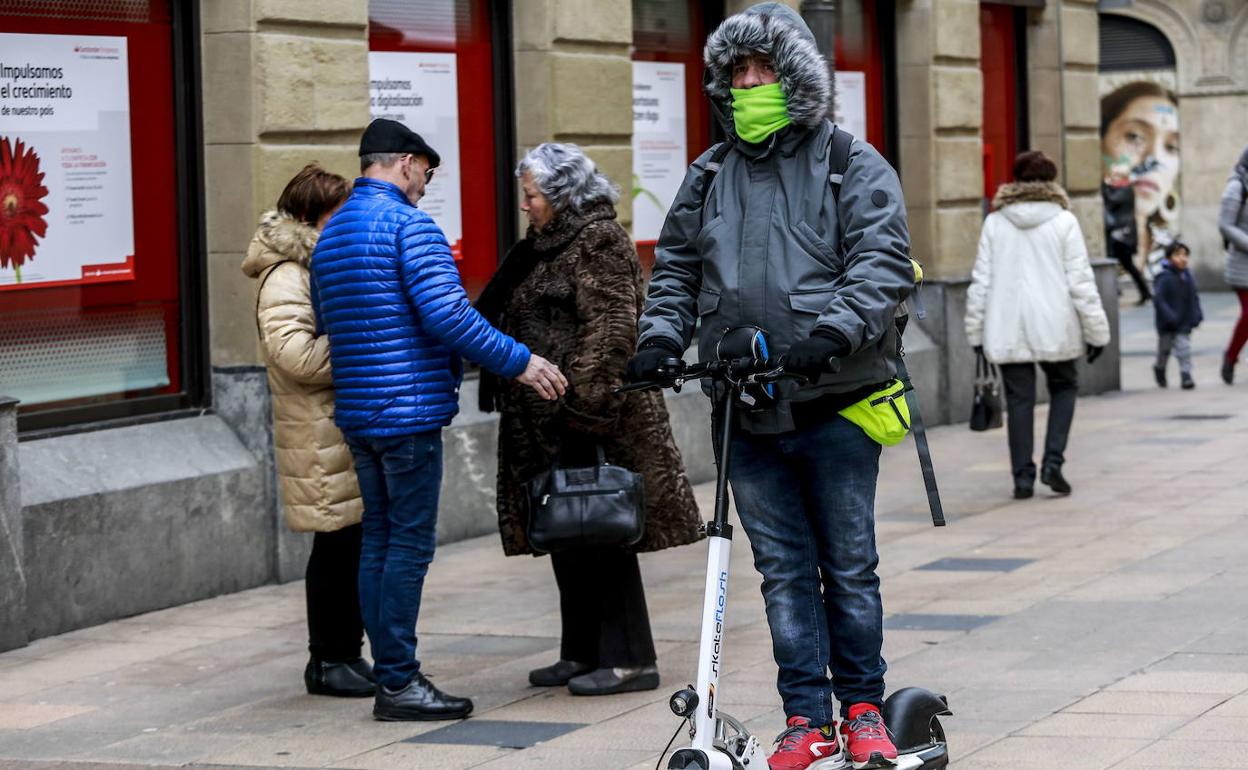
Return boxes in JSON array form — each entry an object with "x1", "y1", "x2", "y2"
[{"x1": 731, "y1": 83, "x2": 791, "y2": 144}]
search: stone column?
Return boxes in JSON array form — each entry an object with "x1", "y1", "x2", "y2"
[
  {"x1": 512, "y1": 0, "x2": 634, "y2": 228},
  {"x1": 895, "y1": 0, "x2": 984, "y2": 279},
  {"x1": 0, "y1": 396, "x2": 27, "y2": 652}
]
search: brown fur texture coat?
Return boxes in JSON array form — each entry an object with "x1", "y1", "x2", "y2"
[{"x1": 492, "y1": 203, "x2": 703, "y2": 556}]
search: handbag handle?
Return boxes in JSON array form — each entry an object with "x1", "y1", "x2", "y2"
[
  {"x1": 540, "y1": 440, "x2": 610, "y2": 495},
  {"x1": 975, "y1": 350, "x2": 999, "y2": 382}
]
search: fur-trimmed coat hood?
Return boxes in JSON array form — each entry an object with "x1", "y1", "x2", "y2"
[
  {"x1": 992, "y1": 181, "x2": 1070, "y2": 231},
  {"x1": 241, "y1": 210, "x2": 319, "y2": 276},
  {"x1": 703, "y1": 2, "x2": 832, "y2": 137}
]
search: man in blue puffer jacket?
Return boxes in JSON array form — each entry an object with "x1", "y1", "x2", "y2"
[{"x1": 312, "y1": 119, "x2": 567, "y2": 722}]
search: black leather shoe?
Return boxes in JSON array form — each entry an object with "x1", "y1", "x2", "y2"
[
  {"x1": 529, "y1": 659, "x2": 593, "y2": 687},
  {"x1": 567, "y1": 665, "x2": 660, "y2": 696},
  {"x1": 373, "y1": 671, "x2": 473, "y2": 721},
  {"x1": 1181, "y1": 374, "x2": 1196, "y2": 390},
  {"x1": 1040, "y1": 466, "x2": 1072, "y2": 495},
  {"x1": 1154, "y1": 365, "x2": 1167, "y2": 389},
  {"x1": 304, "y1": 657, "x2": 376, "y2": 698},
  {"x1": 1222, "y1": 357, "x2": 1235, "y2": 385},
  {"x1": 1013, "y1": 485, "x2": 1034, "y2": 500},
  {"x1": 347, "y1": 657, "x2": 376, "y2": 684}
]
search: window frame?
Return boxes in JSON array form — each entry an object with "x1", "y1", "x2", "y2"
[{"x1": 15, "y1": 1, "x2": 208, "y2": 438}]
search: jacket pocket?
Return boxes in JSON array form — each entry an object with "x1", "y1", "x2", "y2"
[
  {"x1": 788, "y1": 288, "x2": 836, "y2": 316},
  {"x1": 793, "y1": 220, "x2": 841, "y2": 269},
  {"x1": 697, "y1": 289, "x2": 721, "y2": 316},
  {"x1": 695, "y1": 215, "x2": 727, "y2": 249}
]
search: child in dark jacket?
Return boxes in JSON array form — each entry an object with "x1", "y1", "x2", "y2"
[{"x1": 1154, "y1": 241, "x2": 1203, "y2": 389}]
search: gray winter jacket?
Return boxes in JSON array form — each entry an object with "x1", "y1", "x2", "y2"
[
  {"x1": 638, "y1": 2, "x2": 914, "y2": 433},
  {"x1": 1221, "y1": 172, "x2": 1248, "y2": 289}
]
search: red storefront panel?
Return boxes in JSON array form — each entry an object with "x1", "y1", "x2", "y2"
[{"x1": 0, "y1": 0, "x2": 184, "y2": 414}]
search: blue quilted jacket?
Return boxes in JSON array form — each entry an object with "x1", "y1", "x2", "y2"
[{"x1": 311, "y1": 178, "x2": 531, "y2": 437}]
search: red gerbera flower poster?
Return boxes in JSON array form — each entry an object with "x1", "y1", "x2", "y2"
[
  {"x1": 0, "y1": 32, "x2": 135, "y2": 291},
  {"x1": 0, "y1": 136, "x2": 50, "y2": 283}
]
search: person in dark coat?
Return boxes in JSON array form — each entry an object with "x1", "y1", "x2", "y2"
[
  {"x1": 476, "y1": 142, "x2": 702, "y2": 697},
  {"x1": 1153, "y1": 240, "x2": 1203, "y2": 390}
]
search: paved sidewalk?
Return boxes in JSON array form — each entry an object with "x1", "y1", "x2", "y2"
[{"x1": 2, "y1": 296, "x2": 1247, "y2": 770}]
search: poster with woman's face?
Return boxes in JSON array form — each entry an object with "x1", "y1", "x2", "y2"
[{"x1": 1100, "y1": 74, "x2": 1181, "y2": 263}]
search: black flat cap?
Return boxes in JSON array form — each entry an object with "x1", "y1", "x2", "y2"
[{"x1": 358, "y1": 118, "x2": 441, "y2": 168}]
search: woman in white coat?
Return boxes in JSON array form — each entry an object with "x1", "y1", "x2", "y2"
[{"x1": 966, "y1": 151, "x2": 1111, "y2": 499}]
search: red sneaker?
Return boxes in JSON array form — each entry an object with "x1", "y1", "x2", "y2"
[
  {"x1": 768, "y1": 715, "x2": 843, "y2": 770},
  {"x1": 839, "y1": 703, "x2": 898, "y2": 769}
]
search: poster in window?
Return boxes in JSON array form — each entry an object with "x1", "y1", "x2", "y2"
[
  {"x1": 368, "y1": 51, "x2": 464, "y2": 260},
  {"x1": 632, "y1": 61, "x2": 687, "y2": 244},
  {"x1": 834, "y1": 71, "x2": 868, "y2": 141},
  {"x1": 0, "y1": 33, "x2": 135, "y2": 291}
]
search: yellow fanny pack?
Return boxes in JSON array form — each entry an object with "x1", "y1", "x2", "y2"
[{"x1": 839, "y1": 379, "x2": 911, "y2": 446}]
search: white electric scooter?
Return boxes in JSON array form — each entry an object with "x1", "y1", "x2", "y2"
[{"x1": 621, "y1": 349, "x2": 951, "y2": 770}]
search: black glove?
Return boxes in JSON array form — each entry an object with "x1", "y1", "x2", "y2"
[
  {"x1": 626, "y1": 340, "x2": 681, "y2": 382},
  {"x1": 1086, "y1": 344, "x2": 1104, "y2": 364},
  {"x1": 784, "y1": 332, "x2": 847, "y2": 379},
  {"x1": 973, "y1": 345, "x2": 984, "y2": 357}
]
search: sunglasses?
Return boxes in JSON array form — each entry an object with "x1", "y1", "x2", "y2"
[{"x1": 424, "y1": 168, "x2": 435, "y2": 183}]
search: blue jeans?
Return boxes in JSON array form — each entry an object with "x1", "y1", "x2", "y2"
[
  {"x1": 727, "y1": 415, "x2": 886, "y2": 724},
  {"x1": 344, "y1": 431, "x2": 442, "y2": 690}
]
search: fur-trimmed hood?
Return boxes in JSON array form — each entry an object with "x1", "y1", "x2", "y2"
[
  {"x1": 241, "y1": 210, "x2": 320, "y2": 277},
  {"x1": 993, "y1": 181, "x2": 1070, "y2": 230},
  {"x1": 703, "y1": 2, "x2": 832, "y2": 137}
]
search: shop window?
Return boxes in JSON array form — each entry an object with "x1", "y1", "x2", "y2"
[
  {"x1": 631, "y1": 0, "x2": 717, "y2": 272},
  {"x1": 835, "y1": 0, "x2": 891, "y2": 159},
  {"x1": 368, "y1": 0, "x2": 508, "y2": 299},
  {"x1": 0, "y1": 0, "x2": 204, "y2": 433},
  {"x1": 980, "y1": 3, "x2": 1029, "y2": 204}
]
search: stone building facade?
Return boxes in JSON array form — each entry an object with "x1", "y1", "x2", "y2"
[
  {"x1": 1097, "y1": 0, "x2": 1248, "y2": 287},
  {"x1": 0, "y1": 0, "x2": 1126, "y2": 649}
]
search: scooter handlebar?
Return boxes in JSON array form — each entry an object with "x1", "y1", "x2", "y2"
[{"x1": 615, "y1": 356, "x2": 803, "y2": 393}]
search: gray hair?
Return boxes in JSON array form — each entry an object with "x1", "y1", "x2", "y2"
[
  {"x1": 516, "y1": 143, "x2": 619, "y2": 214},
  {"x1": 360, "y1": 152, "x2": 402, "y2": 173}
]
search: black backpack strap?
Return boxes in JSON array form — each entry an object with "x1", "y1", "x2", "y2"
[
  {"x1": 895, "y1": 355, "x2": 946, "y2": 527},
  {"x1": 828, "y1": 125, "x2": 854, "y2": 202},
  {"x1": 699, "y1": 142, "x2": 732, "y2": 225}
]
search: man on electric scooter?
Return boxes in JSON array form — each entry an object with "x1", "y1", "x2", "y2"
[{"x1": 628, "y1": 4, "x2": 914, "y2": 769}]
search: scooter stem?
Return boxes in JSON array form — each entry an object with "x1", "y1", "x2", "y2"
[{"x1": 688, "y1": 391, "x2": 736, "y2": 758}]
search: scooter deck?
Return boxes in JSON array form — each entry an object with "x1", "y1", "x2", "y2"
[{"x1": 810, "y1": 744, "x2": 949, "y2": 770}]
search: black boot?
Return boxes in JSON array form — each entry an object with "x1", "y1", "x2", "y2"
[
  {"x1": 374, "y1": 671, "x2": 473, "y2": 721},
  {"x1": 1154, "y1": 364, "x2": 1167, "y2": 389},
  {"x1": 567, "y1": 665, "x2": 660, "y2": 696},
  {"x1": 1222, "y1": 357, "x2": 1235, "y2": 385},
  {"x1": 529, "y1": 659, "x2": 592, "y2": 687},
  {"x1": 1181, "y1": 373, "x2": 1195, "y2": 390},
  {"x1": 305, "y1": 657, "x2": 376, "y2": 698},
  {"x1": 1040, "y1": 466, "x2": 1072, "y2": 496}
]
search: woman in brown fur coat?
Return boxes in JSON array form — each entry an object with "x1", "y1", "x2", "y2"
[
  {"x1": 477, "y1": 143, "x2": 702, "y2": 696},
  {"x1": 242, "y1": 164, "x2": 375, "y2": 698}
]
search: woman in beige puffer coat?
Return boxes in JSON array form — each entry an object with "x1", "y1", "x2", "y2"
[{"x1": 241, "y1": 163, "x2": 374, "y2": 699}]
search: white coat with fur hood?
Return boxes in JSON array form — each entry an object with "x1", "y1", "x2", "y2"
[
  {"x1": 965, "y1": 182, "x2": 1111, "y2": 364},
  {"x1": 242, "y1": 211, "x2": 362, "y2": 533}
]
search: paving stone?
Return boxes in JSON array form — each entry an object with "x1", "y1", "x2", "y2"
[
  {"x1": 1062, "y1": 690, "x2": 1228, "y2": 717},
  {"x1": 884, "y1": 614, "x2": 1000, "y2": 632},
  {"x1": 1106, "y1": 671, "x2": 1248, "y2": 695},
  {"x1": 1020, "y1": 712, "x2": 1186, "y2": 740},
  {"x1": 917, "y1": 557, "x2": 1034, "y2": 572},
  {"x1": 957, "y1": 735, "x2": 1149, "y2": 767}
]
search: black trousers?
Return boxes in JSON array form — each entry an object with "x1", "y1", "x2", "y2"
[
  {"x1": 1111, "y1": 240, "x2": 1151, "y2": 301},
  {"x1": 551, "y1": 547, "x2": 657, "y2": 669},
  {"x1": 999, "y1": 360, "x2": 1079, "y2": 486},
  {"x1": 305, "y1": 523, "x2": 365, "y2": 662}
]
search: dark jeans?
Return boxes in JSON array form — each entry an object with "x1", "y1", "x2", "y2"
[
  {"x1": 345, "y1": 431, "x2": 442, "y2": 690},
  {"x1": 999, "y1": 360, "x2": 1078, "y2": 486},
  {"x1": 551, "y1": 547, "x2": 656, "y2": 669},
  {"x1": 306, "y1": 523, "x2": 365, "y2": 662},
  {"x1": 727, "y1": 414, "x2": 885, "y2": 724}
]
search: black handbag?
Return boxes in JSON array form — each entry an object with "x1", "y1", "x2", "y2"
[
  {"x1": 970, "y1": 351, "x2": 1004, "y2": 432},
  {"x1": 525, "y1": 444, "x2": 646, "y2": 554}
]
